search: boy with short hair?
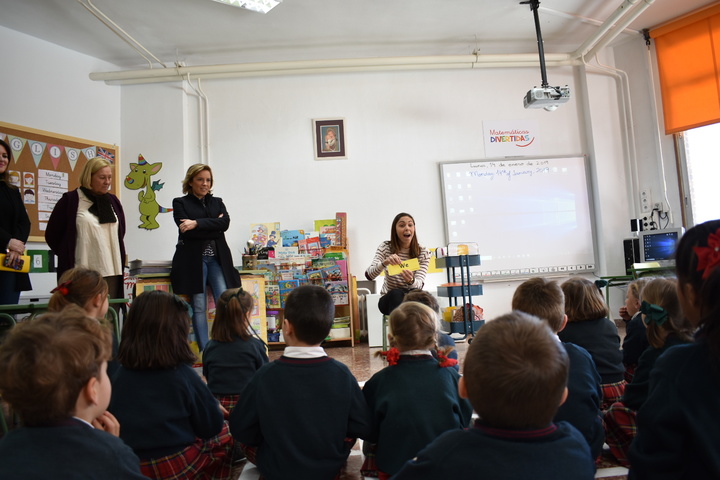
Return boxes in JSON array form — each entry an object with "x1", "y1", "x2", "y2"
[
  {"x1": 512, "y1": 277, "x2": 604, "y2": 458},
  {"x1": 229, "y1": 285, "x2": 371, "y2": 480},
  {"x1": 0, "y1": 306, "x2": 146, "y2": 479},
  {"x1": 392, "y1": 311, "x2": 595, "y2": 479}
]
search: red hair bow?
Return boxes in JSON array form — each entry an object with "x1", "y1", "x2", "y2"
[
  {"x1": 50, "y1": 281, "x2": 72, "y2": 296},
  {"x1": 437, "y1": 351, "x2": 458, "y2": 369},
  {"x1": 379, "y1": 347, "x2": 401, "y2": 366},
  {"x1": 693, "y1": 228, "x2": 720, "y2": 279}
]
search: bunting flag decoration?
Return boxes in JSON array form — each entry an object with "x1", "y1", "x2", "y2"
[
  {"x1": 83, "y1": 147, "x2": 97, "y2": 161},
  {"x1": 97, "y1": 146, "x2": 115, "y2": 163},
  {"x1": 29, "y1": 140, "x2": 47, "y2": 167},
  {"x1": 66, "y1": 147, "x2": 82, "y2": 171},
  {"x1": 8, "y1": 136, "x2": 27, "y2": 163},
  {"x1": 48, "y1": 144, "x2": 65, "y2": 170}
]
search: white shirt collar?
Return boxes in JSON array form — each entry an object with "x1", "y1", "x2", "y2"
[
  {"x1": 72, "y1": 416, "x2": 94, "y2": 428},
  {"x1": 283, "y1": 345, "x2": 328, "y2": 358}
]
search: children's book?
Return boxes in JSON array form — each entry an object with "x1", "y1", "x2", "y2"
[
  {"x1": 314, "y1": 219, "x2": 336, "y2": 232},
  {"x1": 321, "y1": 265, "x2": 344, "y2": 282},
  {"x1": 319, "y1": 234, "x2": 334, "y2": 248},
  {"x1": 250, "y1": 222, "x2": 281, "y2": 248},
  {"x1": 312, "y1": 258, "x2": 337, "y2": 268},
  {"x1": 278, "y1": 279, "x2": 300, "y2": 291},
  {"x1": 265, "y1": 284, "x2": 281, "y2": 309},
  {"x1": 281, "y1": 230, "x2": 305, "y2": 247},
  {"x1": 306, "y1": 269, "x2": 324, "y2": 285},
  {"x1": 325, "y1": 280, "x2": 349, "y2": 305}
]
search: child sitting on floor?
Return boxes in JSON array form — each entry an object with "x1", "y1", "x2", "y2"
[
  {"x1": 603, "y1": 277, "x2": 693, "y2": 467},
  {"x1": 362, "y1": 301, "x2": 472, "y2": 479},
  {"x1": 229, "y1": 285, "x2": 371, "y2": 480},
  {"x1": 109, "y1": 290, "x2": 234, "y2": 480},
  {"x1": 203, "y1": 287, "x2": 269, "y2": 413},
  {"x1": 402, "y1": 289, "x2": 459, "y2": 370},
  {"x1": 512, "y1": 277, "x2": 604, "y2": 459},
  {"x1": 392, "y1": 311, "x2": 595, "y2": 479},
  {"x1": 559, "y1": 277, "x2": 625, "y2": 410},
  {"x1": 48, "y1": 267, "x2": 120, "y2": 377},
  {"x1": 619, "y1": 277, "x2": 651, "y2": 383},
  {"x1": 0, "y1": 306, "x2": 145, "y2": 479}
]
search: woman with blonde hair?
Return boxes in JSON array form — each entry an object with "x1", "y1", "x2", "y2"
[
  {"x1": 45, "y1": 157, "x2": 126, "y2": 301},
  {"x1": 170, "y1": 164, "x2": 240, "y2": 350}
]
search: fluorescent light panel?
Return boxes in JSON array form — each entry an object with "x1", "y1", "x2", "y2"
[{"x1": 211, "y1": 0, "x2": 281, "y2": 13}]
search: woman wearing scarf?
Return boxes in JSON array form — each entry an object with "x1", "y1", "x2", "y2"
[{"x1": 46, "y1": 157, "x2": 126, "y2": 301}]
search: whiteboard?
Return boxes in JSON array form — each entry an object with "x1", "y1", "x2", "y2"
[{"x1": 440, "y1": 156, "x2": 597, "y2": 280}]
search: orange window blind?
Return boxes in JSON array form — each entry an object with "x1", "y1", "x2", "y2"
[{"x1": 651, "y1": 4, "x2": 720, "y2": 135}]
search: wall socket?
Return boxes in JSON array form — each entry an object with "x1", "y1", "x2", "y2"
[{"x1": 640, "y1": 188, "x2": 652, "y2": 213}]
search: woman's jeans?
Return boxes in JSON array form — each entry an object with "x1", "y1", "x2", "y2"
[{"x1": 191, "y1": 255, "x2": 227, "y2": 351}]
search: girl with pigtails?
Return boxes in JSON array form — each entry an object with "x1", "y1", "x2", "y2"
[{"x1": 202, "y1": 287, "x2": 269, "y2": 413}]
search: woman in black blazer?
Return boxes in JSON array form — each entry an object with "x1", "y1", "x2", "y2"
[
  {"x1": 170, "y1": 164, "x2": 240, "y2": 350},
  {"x1": 0, "y1": 139, "x2": 31, "y2": 304}
]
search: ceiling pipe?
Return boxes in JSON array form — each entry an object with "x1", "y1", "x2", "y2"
[
  {"x1": 582, "y1": 0, "x2": 655, "y2": 61},
  {"x1": 538, "y1": 5, "x2": 641, "y2": 36},
  {"x1": 570, "y1": 0, "x2": 640, "y2": 59},
  {"x1": 88, "y1": 0, "x2": 647, "y2": 85}
]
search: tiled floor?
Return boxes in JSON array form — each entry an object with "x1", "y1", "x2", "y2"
[{"x1": 234, "y1": 334, "x2": 628, "y2": 480}]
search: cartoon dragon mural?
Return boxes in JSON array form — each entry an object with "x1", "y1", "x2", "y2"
[{"x1": 124, "y1": 154, "x2": 172, "y2": 230}]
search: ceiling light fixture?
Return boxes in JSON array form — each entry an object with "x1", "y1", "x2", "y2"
[{"x1": 210, "y1": 0, "x2": 281, "y2": 14}]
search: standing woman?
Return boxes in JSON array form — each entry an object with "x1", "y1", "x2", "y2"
[
  {"x1": 170, "y1": 164, "x2": 240, "y2": 351},
  {"x1": 365, "y1": 212, "x2": 430, "y2": 315},
  {"x1": 45, "y1": 157, "x2": 126, "y2": 301},
  {"x1": 0, "y1": 139, "x2": 32, "y2": 304}
]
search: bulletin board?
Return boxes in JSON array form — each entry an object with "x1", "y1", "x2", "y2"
[
  {"x1": 0, "y1": 121, "x2": 120, "y2": 242},
  {"x1": 440, "y1": 156, "x2": 597, "y2": 280}
]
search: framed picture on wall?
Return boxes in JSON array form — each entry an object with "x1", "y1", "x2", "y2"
[{"x1": 313, "y1": 118, "x2": 347, "y2": 160}]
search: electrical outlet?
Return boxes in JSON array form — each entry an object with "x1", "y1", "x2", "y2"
[
  {"x1": 653, "y1": 202, "x2": 663, "y2": 212},
  {"x1": 640, "y1": 188, "x2": 652, "y2": 213}
]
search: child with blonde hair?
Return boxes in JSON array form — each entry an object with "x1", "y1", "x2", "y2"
[
  {"x1": 362, "y1": 301, "x2": 472, "y2": 479},
  {"x1": 604, "y1": 277, "x2": 693, "y2": 467},
  {"x1": 203, "y1": 287, "x2": 268, "y2": 413},
  {"x1": 620, "y1": 277, "x2": 651, "y2": 382}
]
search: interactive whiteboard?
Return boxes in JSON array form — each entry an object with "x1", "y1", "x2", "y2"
[{"x1": 440, "y1": 156, "x2": 597, "y2": 280}]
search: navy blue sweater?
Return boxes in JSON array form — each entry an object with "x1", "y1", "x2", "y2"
[
  {"x1": 202, "y1": 335, "x2": 268, "y2": 395},
  {"x1": 623, "y1": 312, "x2": 650, "y2": 366},
  {"x1": 558, "y1": 317, "x2": 624, "y2": 384},
  {"x1": 229, "y1": 355, "x2": 372, "y2": 480},
  {"x1": 109, "y1": 363, "x2": 224, "y2": 459},
  {"x1": 391, "y1": 420, "x2": 595, "y2": 479},
  {"x1": 629, "y1": 340, "x2": 720, "y2": 479},
  {"x1": 556, "y1": 342, "x2": 604, "y2": 457},
  {"x1": 362, "y1": 354, "x2": 473, "y2": 475},
  {"x1": 0, "y1": 418, "x2": 145, "y2": 479}
]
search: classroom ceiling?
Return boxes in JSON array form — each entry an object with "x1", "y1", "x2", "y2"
[{"x1": 0, "y1": 0, "x2": 716, "y2": 70}]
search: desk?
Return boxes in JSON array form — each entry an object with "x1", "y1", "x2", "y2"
[{"x1": 600, "y1": 266, "x2": 676, "y2": 307}]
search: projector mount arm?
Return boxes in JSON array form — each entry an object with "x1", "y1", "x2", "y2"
[{"x1": 520, "y1": 0, "x2": 549, "y2": 89}]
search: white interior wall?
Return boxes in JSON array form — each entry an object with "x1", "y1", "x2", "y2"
[
  {"x1": 1, "y1": 26, "x2": 121, "y2": 298},
  {"x1": 3, "y1": 25, "x2": 682, "y2": 320}
]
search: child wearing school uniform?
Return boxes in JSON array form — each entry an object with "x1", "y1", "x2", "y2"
[
  {"x1": 392, "y1": 311, "x2": 595, "y2": 479},
  {"x1": 109, "y1": 290, "x2": 234, "y2": 480},
  {"x1": 203, "y1": 287, "x2": 269, "y2": 413},
  {"x1": 619, "y1": 278, "x2": 651, "y2": 383},
  {"x1": 559, "y1": 277, "x2": 625, "y2": 410},
  {"x1": 0, "y1": 306, "x2": 146, "y2": 479},
  {"x1": 512, "y1": 277, "x2": 604, "y2": 459},
  {"x1": 362, "y1": 301, "x2": 472, "y2": 479},
  {"x1": 229, "y1": 285, "x2": 372, "y2": 480},
  {"x1": 603, "y1": 277, "x2": 693, "y2": 467},
  {"x1": 402, "y1": 289, "x2": 459, "y2": 370},
  {"x1": 629, "y1": 220, "x2": 720, "y2": 479}
]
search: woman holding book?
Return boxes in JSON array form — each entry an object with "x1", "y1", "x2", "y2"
[
  {"x1": 170, "y1": 164, "x2": 240, "y2": 351},
  {"x1": 365, "y1": 212, "x2": 431, "y2": 315}
]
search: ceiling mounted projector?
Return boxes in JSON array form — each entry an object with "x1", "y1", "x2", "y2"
[
  {"x1": 521, "y1": 0, "x2": 570, "y2": 112},
  {"x1": 524, "y1": 86, "x2": 571, "y2": 111}
]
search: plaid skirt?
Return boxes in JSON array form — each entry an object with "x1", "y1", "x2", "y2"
[
  {"x1": 601, "y1": 380, "x2": 626, "y2": 411},
  {"x1": 602, "y1": 401, "x2": 637, "y2": 467},
  {"x1": 140, "y1": 421, "x2": 234, "y2": 480},
  {"x1": 215, "y1": 394, "x2": 241, "y2": 414},
  {"x1": 624, "y1": 364, "x2": 637, "y2": 384}
]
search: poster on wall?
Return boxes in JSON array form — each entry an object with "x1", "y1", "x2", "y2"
[{"x1": 482, "y1": 119, "x2": 541, "y2": 157}]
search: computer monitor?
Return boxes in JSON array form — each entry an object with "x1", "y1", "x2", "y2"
[{"x1": 638, "y1": 227, "x2": 684, "y2": 265}]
